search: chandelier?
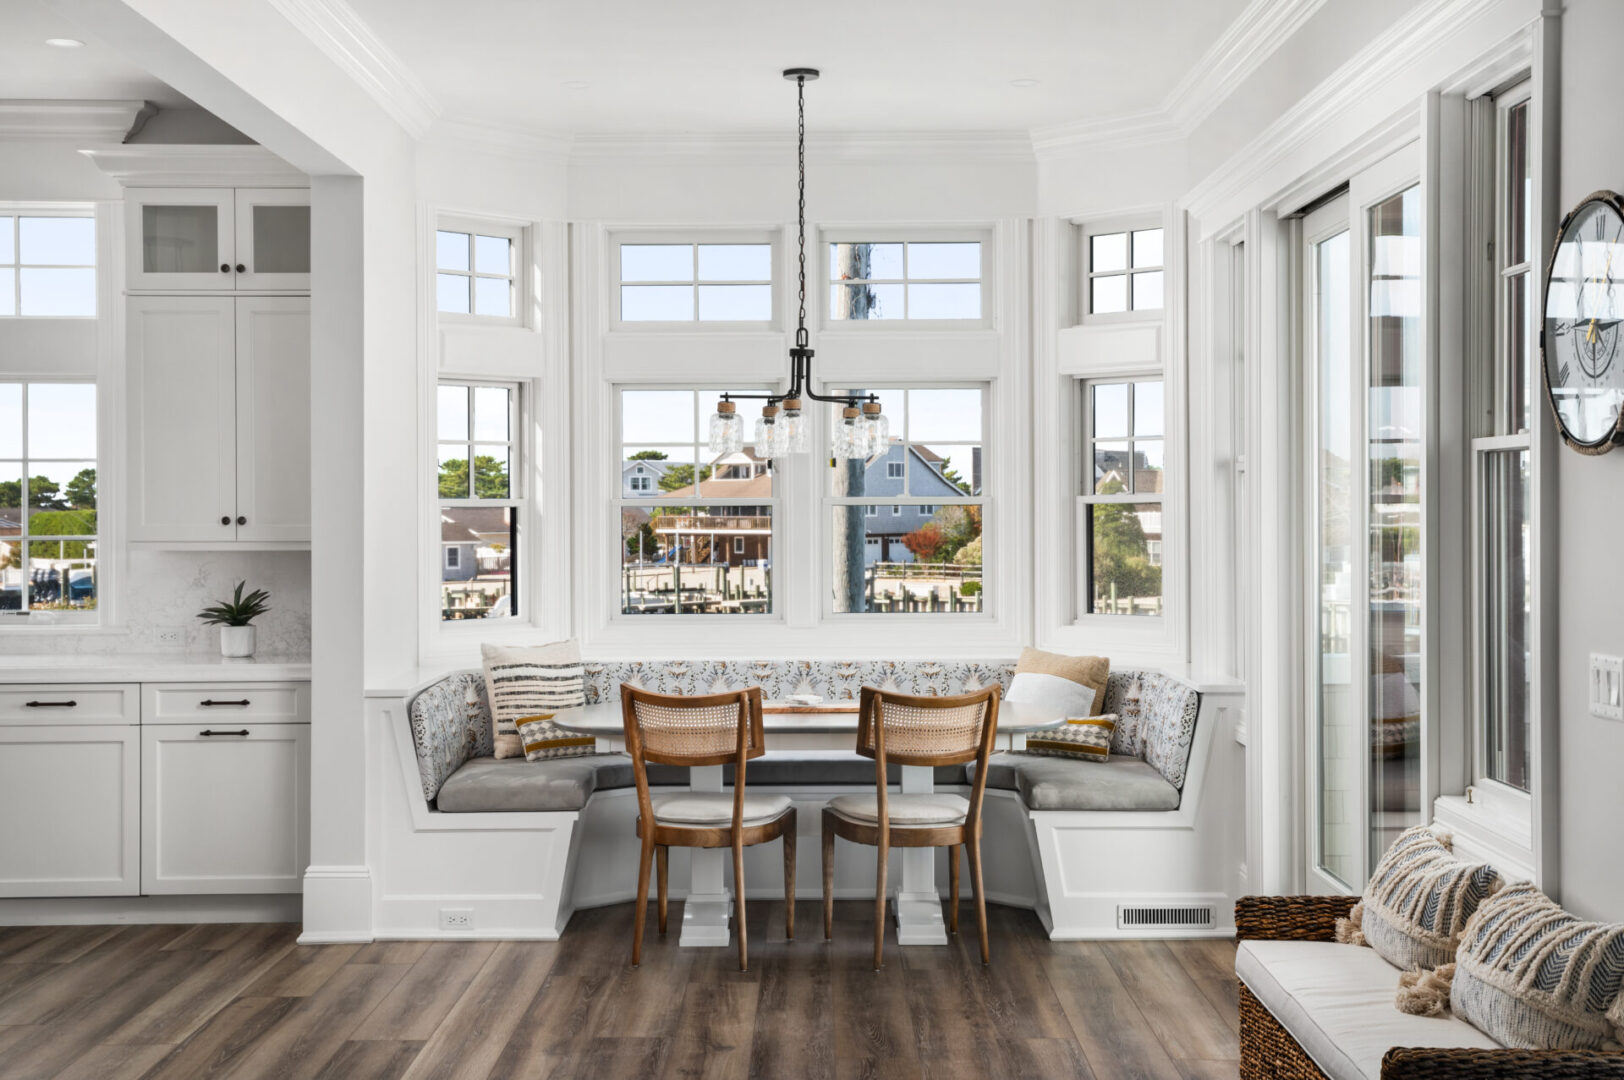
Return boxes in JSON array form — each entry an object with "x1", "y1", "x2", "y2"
[{"x1": 706, "y1": 68, "x2": 885, "y2": 461}]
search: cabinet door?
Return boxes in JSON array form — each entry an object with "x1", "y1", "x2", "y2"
[
  {"x1": 127, "y1": 297, "x2": 238, "y2": 542},
  {"x1": 142, "y1": 723, "x2": 310, "y2": 894},
  {"x1": 235, "y1": 297, "x2": 311, "y2": 542},
  {"x1": 126, "y1": 188, "x2": 236, "y2": 291},
  {"x1": 234, "y1": 189, "x2": 311, "y2": 291},
  {"x1": 0, "y1": 725, "x2": 139, "y2": 897}
]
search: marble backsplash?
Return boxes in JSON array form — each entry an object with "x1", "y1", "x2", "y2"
[{"x1": 4, "y1": 549, "x2": 311, "y2": 657}]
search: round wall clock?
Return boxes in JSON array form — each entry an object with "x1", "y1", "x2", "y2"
[{"x1": 1541, "y1": 189, "x2": 1624, "y2": 454}]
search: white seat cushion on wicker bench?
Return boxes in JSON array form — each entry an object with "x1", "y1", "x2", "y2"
[
  {"x1": 650, "y1": 791, "x2": 792, "y2": 828},
  {"x1": 1236, "y1": 939, "x2": 1502, "y2": 1080},
  {"x1": 827, "y1": 793, "x2": 969, "y2": 826}
]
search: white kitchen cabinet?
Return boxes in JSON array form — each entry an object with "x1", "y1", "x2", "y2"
[
  {"x1": 127, "y1": 296, "x2": 310, "y2": 545},
  {"x1": 233, "y1": 189, "x2": 311, "y2": 291},
  {"x1": 141, "y1": 721, "x2": 309, "y2": 895},
  {"x1": 126, "y1": 187, "x2": 309, "y2": 292}
]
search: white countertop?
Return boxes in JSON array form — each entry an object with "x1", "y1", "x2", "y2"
[{"x1": 0, "y1": 654, "x2": 312, "y2": 684}]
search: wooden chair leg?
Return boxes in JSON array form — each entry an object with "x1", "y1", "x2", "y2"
[
  {"x1": 822, "y1": 815, "x2": 835, "y2": 941},
  {"x1": 733, "y1": 835, "x2": 748, "y2": 972},
  {"x1": 783, "y1": 820, "x2": 797, "y2": 941},
  {"x1": 633, "y1": 835, "x2": 653, "y2": 967},
  {"x1": 968, "y1": 834, "x2": 989, "y2": 965},
  {"x1": 874, "y1": 827, "x2": 889, "y2": 971},
  {"x1": 656, "y1": 845, "x2": 669, "y2": 936},
  {"x1": 948, "y1": 843, "x2": 960, "y2": 935}
]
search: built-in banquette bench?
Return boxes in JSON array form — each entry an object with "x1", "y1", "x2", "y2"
[{"x1": 384, "y1": 660, "x2": 1238, "y2": 941}]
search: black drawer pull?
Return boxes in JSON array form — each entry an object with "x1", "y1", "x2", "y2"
[
  {"x1": 200, "y1": 699, "x2": 251, "y2": 707},
  {"x1": 200, "y1": 729, "x2": 250, "y2": 737},
  {"x1": 24, "y1": 700, "x2": 78, "y2": 708}
]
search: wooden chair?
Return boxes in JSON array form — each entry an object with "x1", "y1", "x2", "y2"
[
  {"x1": 820, "y1": 685, "x2": 1000, "y2": 970},
  {"x1": 620, "y1": 684, "x2": 796, "y2": 971}
]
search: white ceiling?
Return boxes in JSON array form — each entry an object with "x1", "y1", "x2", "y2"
[
  {"x1": 346, "y1": 0, "x2": 1251, "y2": 136},
  {"x1": 0, "y1": 0, "x2": 192, "y2": 107}
]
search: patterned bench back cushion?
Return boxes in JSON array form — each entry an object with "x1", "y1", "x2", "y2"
[{"x1": 405, "y1": 659, "x2": 1202, "y2": 803}]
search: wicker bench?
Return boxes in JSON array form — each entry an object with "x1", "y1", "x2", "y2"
[{"x1": 1235, "y1": 896, "x2": 1624, "y2": 1079}]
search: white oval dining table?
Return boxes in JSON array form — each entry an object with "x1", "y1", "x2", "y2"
[{"x1": 552, "y1": 698, "x2": 1068, "y2": 949}]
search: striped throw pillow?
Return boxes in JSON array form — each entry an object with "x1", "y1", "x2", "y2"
[
  {"x1": 1453, "y1": 882, "x2": 1624, "y2": 1050},
  {"x1": 1023, "y1": 714, "x2": 1117, "y2": 761},
  {"x1": 480, "y1": 640, "x2": 593, "y2": 760},
  {"x1": 1360, "y1": 825, "x2": 1503, "y2": 971}
]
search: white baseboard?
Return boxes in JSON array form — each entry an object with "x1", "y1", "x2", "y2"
[
  {"x1": 0, "y1": 894, "x2": 301, "y2": 926},
  {"x1": 299, "y1": 864, "x2": 374, "y2": 943}
]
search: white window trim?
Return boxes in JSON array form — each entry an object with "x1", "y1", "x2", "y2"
[
  {"x1": 444, "y1": 545, "x2": 460, "y2": 570},
  {"x1": 0, "y1": 207, "x2": 98, "y2": 321},
  {"x1": 609, "y1": 229, "x2": 780, "y2": 332},
  {"x1": 1076, "y1": 377, "x2": 1167, "y2": 623},
  {"x1": 818, "y1": 226, "x2": 994, "y2": 332},
  {"x1": 1079, "y1": 215, "x2": 1165, "y2": 326},
  {"x1": 435, "y1": 215, "x2": 527, "y2": 329}
]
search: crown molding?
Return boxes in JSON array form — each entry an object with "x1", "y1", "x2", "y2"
[
  {"x1": 568, "y1": 129, "x2": 1035, "y2": 165},
  {"x1": 266, "y1": 0, "x2": 441, "y2": 138},
  {"x1": 426, "y1": 119, "x2": 574, "y2": 163},
  {"x1": 80, "y1": 145, "x2": 307, "y2": 186},
  {"x1": 0, "y1": 99, "x2": 155, "y2": 142}
]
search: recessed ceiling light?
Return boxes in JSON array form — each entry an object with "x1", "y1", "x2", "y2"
[
  {"x1": 1009, "y1": 78, "x2": 1040, "y2": 88},
  {"x1": 561, "y1": 80, "x2": 589, "y2": 91},
  {"x1": 45, "y1": 37, "x2": 85, "y2": 48}
]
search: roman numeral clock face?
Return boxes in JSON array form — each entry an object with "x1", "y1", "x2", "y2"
[{"x1": 1544, "y1": 192, "x2": 1624, "y2": 452}]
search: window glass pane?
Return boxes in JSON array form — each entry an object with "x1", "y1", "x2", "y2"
[
  {"x1": 907, "y1": 283, "x2": 981, "y2": 320},
  {"x1": 1093, "y1": 442, "x2": 1129, "y2": 493},
  {"x1": 1089, "y1": 502, "x2": 1161, "y2": 615},
  {"x1": 0, "y1": 217, "x2": 12, "y2": 263},
  {"x1": 25, "y1": 461, "x2": 96, "y2": 526},
  {"x1": 621, "y1": 284, "x2": 693, "y2": 321},
  {"x1": 437, "y1": 446, "x2": 470, "y2": 498},
  {"x1": 623, "y1": 445, "x2": 697, "y2": 495},
  {"x1": 1507, "y1": 272, "x2": 1529, "y2": 434},
  {"x1": 1482, "y1": 448, "x2": 1530, "y2": 790},
  {"x1": 1092, "y1": 383, "x2": 1129, "y2": 439},
  {"x1": 697, "y1": 284, "x2": 771, "y2": 321},
  {"x1": 468, "y1": 447, "x2": 510, "y2": 499},
  {"x1": 251, "y1": 205, "x2": 310, "y2": 274},
  {"x1": 830, "y1": 282, "x2": 903, "y2": 320},
  {"x1": 0, "y1": 459, "x2": 19, "y2": 541},
  {"x1": 26, "y1": 383, "x2": 95, "y2": 458},
  {"x1": 911, "y1": 445, "x2": 979, "y2": 495},
  {"x1": 831, "y1": 505, "x2": 982, "y2": 613},
  {"x1": 142, "y1": 205, "x2": 216, "y2": 274},
  {"x1": 20, "y1": 269, "x2": 95, "y2": 316},
  {"x1": 437, "y1": 273, "x2": 470, "y2": 314},
  {"x1": 698, "y1": 244, "x2": 770, "y2": 282},
  {"x1": 1134, "y1": 440, "x2": 1165, "y2": 494},
  {"x1": 621, "y1": 244, "x2": 692, "y2": 282},
  {"x1": 437, "y1": 384, "x2": 469, "y2": 442},
  {"x1": 1132, "y1": 228, "x2": 1164, "y2": 269},
  {"x1": 472, "y1": 386, "x2": 509, "y2": 442},
  {"x1": 1091, "y1": 232, "x2": 1127, "y2": 274},
  {"x1": 1134, "y1": 381, "x2": 1164, "y2": 437},
  {"x1": 20, "y1": 217, "x2": 94, "y2": 265},
  {"x1": 908, "y1": 242, "x2": 980, "y2": 279},
  {"x1": 0, "y1": 270, "x2": 13, "y2": 317},
  {"x1": 1132, "y1": 270, "x2": 1164, "y2": 310},
  {"x1": 441, "y1": 506, "x2": 515, "y2": 620},
  {"x1": 621, "y1": 505, "x2": 772, "y2": 614},
  {"x1": 0, "y1": 385, "x2": 20, "y2": 458},
  {"x1": 474, "y1": 234, "x2": 511, "y2": 276},
  {"x1": 1507, "y1": 101, "x2": 1530, "y2": 268},
  {"x1": 436, "y1": 230, "x2": 470, "y2": 272},
  {"x1": 1091, "y1": 274, "x2": 1127, "y2": 314},
  {"x1": 26, "y1": 541, "x2": 96, "y2": 611},
  {"x1": 473, "y1": 276, "x2": 511, "y2": 318},
  {"x1": 622, "y1": 390, "x2": 697, "y2": 444},
  {"x1": 831, "y1": 243, "x2": 902, "y2": 281},
  {"x1": 908, "y1": 389, "x2": 982, "y2": 442}
]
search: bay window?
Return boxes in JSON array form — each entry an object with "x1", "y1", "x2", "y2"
[
  {"x1": 617, "y1": 241, "x2": 774, "y2": 324},
  {"x1": 825, "y1": 240, "x2": 984, "y2": 322},
  {"x1": 1085, "y1": 223, "x2": 1164, "y2": 318}
]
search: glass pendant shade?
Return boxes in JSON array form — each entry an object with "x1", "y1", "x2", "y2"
[
  {"x1": 755, "y1": 405, "x2": 789, "y2": 458},
  {"x1": 833, "y1": 406, "x2": 868, "y2": 459},
  {"x1": 861, "y1": 402, "x2": 889, "y2": 457},
  {"x1": 780, "y1": 398, "x2": 810, "y2": 454},
  {"x1": 709, "y1": 400, "x2": 744, "y2": 455}
]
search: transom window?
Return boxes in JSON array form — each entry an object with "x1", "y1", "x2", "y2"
[
  {"x1": 828, "y1": 241, "x2": 982, "y2": 321},
  {"x1": 436, "y1": 225, "x2": 519, "y2": 320},
  {"x1": 0, "y1": 214, "x2": 96, "y2": 318},
  {"x1": 1, "y1": 382, "x2": 98, "y2": 621},
  {"x1": 618, "y1": 243, "x2": 773, "y2": 322},
  {"x1": 437, "y1": 381, "x2": 520, "y2": 621},
  {"x1": 1088, "y1": 226, "x2": 1164, "y2": 315},
  {"x1": 1080, "y1": 379, "x2": 1164, "y2": 616}
]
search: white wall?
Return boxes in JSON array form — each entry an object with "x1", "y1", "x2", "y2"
[{"x1": 1555, "y1": 0, "x2": 1624, "y2": 923}]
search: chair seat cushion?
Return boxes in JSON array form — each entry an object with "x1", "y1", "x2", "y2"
[
  {"x1": 827, "y1": 792, "x2": 969, "y2": 826},
  {"x1": 971, "y1": 753, "x2": 1181, "y2": 811},
  {"x1": 435, "y1": 755, "x2": 601, "y2": 812},
  {"x1": 1236, "y1": 939, "x2": 1503, "y2": 1080},
  {"x1": 651, "y1": 791, "x2": 793, "y2": 828}
]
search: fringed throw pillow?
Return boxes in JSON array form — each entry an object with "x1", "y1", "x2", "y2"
[
  {"x1": 1004, "y1": 648, "x2": 1109, "y2": 718},
  {"x1": 1452, "y1": 883, "x2": 1624, "y2": 1051},
  {"x1": 1023, "y1": 714, "x2": 1117, "y2": 761},
  {"x1": 481, "y1": 640, "x2": 593, "y2": 761},
  {"x1": 1360, "y1": 824, "x2": 1503, "y2": 972}
]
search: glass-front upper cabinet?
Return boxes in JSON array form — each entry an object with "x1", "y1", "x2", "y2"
[{"x1": 126, "y1": 188, "x2": 309, "y2": 292}]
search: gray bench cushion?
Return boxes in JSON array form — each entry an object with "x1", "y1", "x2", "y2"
[{"x1": 971, "y1": 753, "x2": 1181, "y2": 811}]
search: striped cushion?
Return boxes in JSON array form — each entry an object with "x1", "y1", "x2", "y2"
[
  {"x1": 1022, "y1": 714, "x2": 1117, "y2": 761},
  {"x1": 481, "y1": 640, "x2": 592, "y2": 761},
  {"x1": 1452, "y1": 882, "x2": 1624, "y2": 1051},
  {"x1": 1360, "y1": 825, "x2": 1502, "y2": 971}
]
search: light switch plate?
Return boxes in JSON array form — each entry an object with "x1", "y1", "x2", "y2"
[{"x1": 1590, "y1": 654, "x2": 1623, "y2": 721}]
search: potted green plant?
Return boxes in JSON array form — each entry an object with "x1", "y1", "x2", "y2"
[{"x1": 196, "y1": 581, "x2": 272, "y2": 658}]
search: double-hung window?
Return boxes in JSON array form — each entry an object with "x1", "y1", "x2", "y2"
[
  {"x1": 827, "y1": 240, "x2": 983, "y2": 321},
  {"x1": 1079, "y1": 379, "x2": 1164, "y2": 616},
  {"x1": 437, "y1": 381, "x2": 521, "y2": 621},
  {"x1": 0, "y1": 213, "x2": 96, "y2": 318},
  {"x1": 1086, "y1": 225, "x2": 1164, "y2": 317},
  {"x1": 828, "y1": 387, "x2": 985, "y2": 614},
  {"x1": 0, "y1": 381, "x2": 98, "y2": 621},
  {"x1": 436, "y1": 221, "x2": 522, "y2": 322},
  {"x1": 617, "y1": 241, "x2": 774, "y2": 323}
]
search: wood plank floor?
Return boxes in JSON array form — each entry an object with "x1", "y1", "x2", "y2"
[{"x1": 0, "y1": 903, "x2": 1239, "y2": 1080}]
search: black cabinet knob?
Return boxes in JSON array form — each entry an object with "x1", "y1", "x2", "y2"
[
  {"x1": 220, "y1": 515, "x2": 231, "y2": 526},
  {"x1": 235, "y1": 264, "x2": 246, "y2": 273},
  {"x1": 220, "y1": 264, "x2": 231, "y2": 273},
  {"x1": 236, "y1": 516, "x2": 247, "y2": 526}
]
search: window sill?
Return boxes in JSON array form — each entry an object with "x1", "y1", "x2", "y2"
[{"x1": 1432, "y1": 794, "x2": 1536, "y2": 883}]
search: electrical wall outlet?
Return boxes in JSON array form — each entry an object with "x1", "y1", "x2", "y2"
[
  {"x1": 1590, "y1": 654, "x2": 1622, "y2": 721},
  {"x1": 438, "y1": 908, "x2": 474, "y2": 931},
  {"x1": 153, "y1": 628, "x2": 185, "y2": 649}
]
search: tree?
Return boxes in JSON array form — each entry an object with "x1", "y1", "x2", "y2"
[
  {"x1": 0, "y1": 475, "x2": 65, "y2": 510},
  {"x1": 1090, "y1": 478, "x2": 1161, "y2": 610},
  {"x1": 938, "y1": 463, "x2": 972, "y2": 495},
  {"x1": 657, "y1": 464, "x2": 712, "y2": 493},
  {"x1": 438, "y1": 456, "x2": 510, "y2": 499},
  {"x1": 900, "y1": 522, "x2": 946, "y2": 562},
  {"x1": 622, "y1": 508, "x2": 658, "y2": 561},
  {"x1": 64, "y1": 468, "x2": 96, "y2": 509},
  {"x1": 627, "y1": 450, "x2": 668, "y2": 462}
]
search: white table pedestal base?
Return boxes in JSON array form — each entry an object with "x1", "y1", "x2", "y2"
[
  {"x1": 891, "y1": 763, "x2": 948, "y2": 946},
  {"x1": 678, "y1": 764, "x2": 733, "y2": 947}
]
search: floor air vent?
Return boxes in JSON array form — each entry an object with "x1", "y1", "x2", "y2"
[{"x1": 1116, "y1": 904, "x2": 1214, "y2": 931}]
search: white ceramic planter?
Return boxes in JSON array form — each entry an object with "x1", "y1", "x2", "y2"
[{"x1": 220, "y1": 625, "x2": 257, "y2": 658}]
